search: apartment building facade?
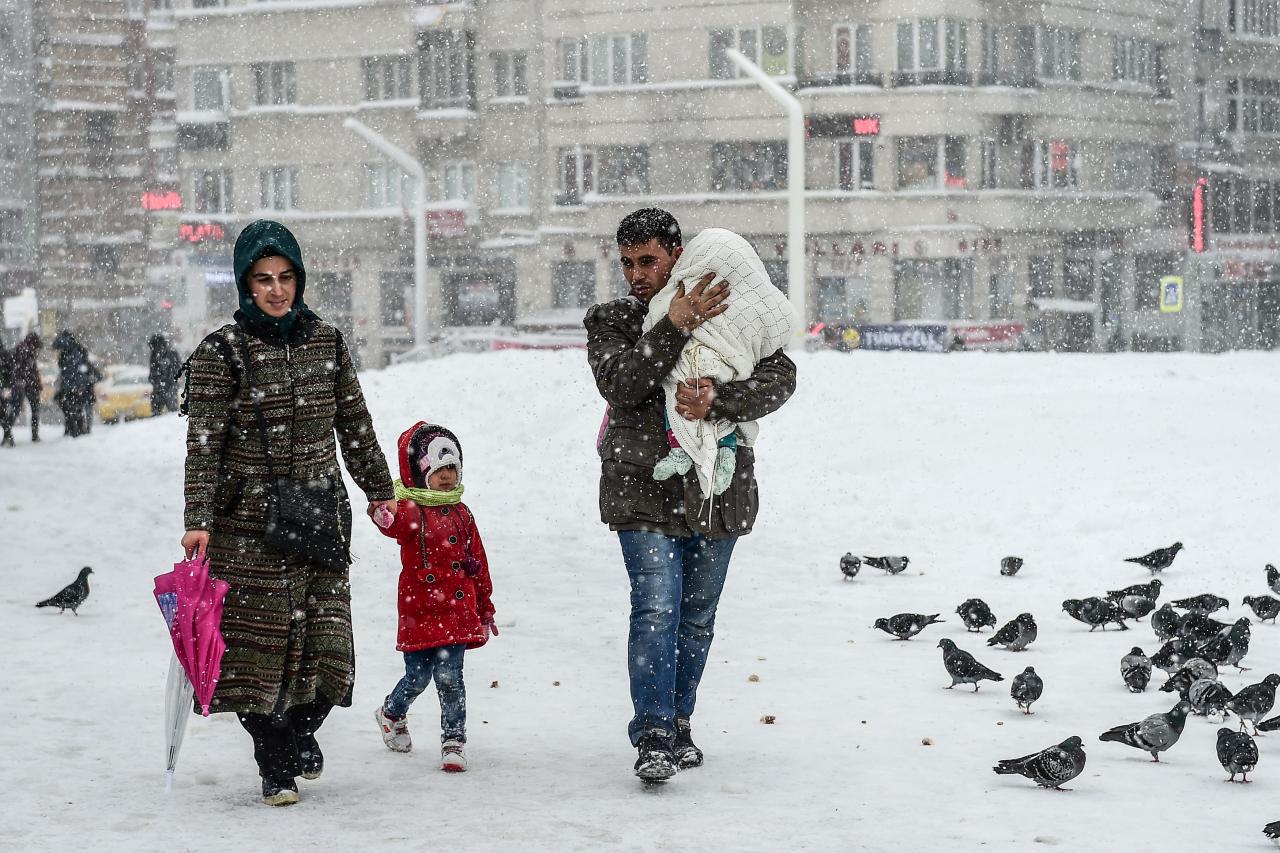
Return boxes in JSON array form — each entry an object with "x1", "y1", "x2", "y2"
[
  {"x1": 170, "y1": 0, "x2": 1275, "y2": 360},
  {"x1": 0, "y1": 0, "x2": 38, "y2": 308}
]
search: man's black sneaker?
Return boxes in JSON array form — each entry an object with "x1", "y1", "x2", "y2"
[
  {"x1": 261, "y1": 776, "x2": 299, "y2": 806},
  {"x1": 634, "y1": 730, "x2": 677, "y2": 782},
  {"x1": 297, "y1": 734, "x2": 323, "y2": 780},
  {"x1": 674, "y1": 717, "x2": 703, "y2": 769}
]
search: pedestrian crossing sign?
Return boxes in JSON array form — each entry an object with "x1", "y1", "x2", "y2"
[{"x1": 1159, "y1": 275, "x2": 1183, "y2": 313}]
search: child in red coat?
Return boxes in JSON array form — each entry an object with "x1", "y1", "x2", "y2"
[{"x1": 372, "y1": 422, "x2": 496, "y2": 772}]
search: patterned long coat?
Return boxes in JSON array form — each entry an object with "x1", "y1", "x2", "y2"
[{"x1": 184, "y1": 315, "x2": 394, "y2": 716}]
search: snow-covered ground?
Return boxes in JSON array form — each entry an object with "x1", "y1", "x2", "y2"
[{"x1": 3, "y1": 349, "x2": 1280, "y2": 852}]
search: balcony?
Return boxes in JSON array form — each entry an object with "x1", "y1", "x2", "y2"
[
  {"x1": 796, "y1": 71, "x2": 884, "y2": 90},
  {"x1": 977, "y1": 71, "x2": 1038, "y2": 89},
  {"x1": 175, "y1": 110, "x2": 229, "y2": 150},
  {"x1": 892, "y1": 70, "x2": 974, "y2": 88}
]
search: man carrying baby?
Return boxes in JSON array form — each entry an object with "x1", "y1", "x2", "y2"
[{"x1": 584, "y1": 207, "x2": 798, "y2": 783}]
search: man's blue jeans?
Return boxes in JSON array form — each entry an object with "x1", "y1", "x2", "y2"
[
  {"x1": 617, "y1": 530, "x2": 737, "y2": 745},
  {"x1": 384, "y1": 644, "x2": 467, "y2": 742}
]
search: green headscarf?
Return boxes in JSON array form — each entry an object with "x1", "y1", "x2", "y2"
[{"x1": 232, "y1": 219, "x2": 318, "y2": 342}]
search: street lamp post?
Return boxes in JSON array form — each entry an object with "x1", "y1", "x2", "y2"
[
  {"x1": 725, "y1": 48, "x2": 807, "y2": 346},
  {"x1": 342, "y1": 117, "x2": 430, "y2": 353}
]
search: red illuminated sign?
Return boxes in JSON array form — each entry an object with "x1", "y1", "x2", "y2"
[
  {"x1": 805, "y1": 115, "x2": 881, "y2": 139},
  {"x1": 852, "y1": 116, "x2": 880, "y2": 136},
  {"x1": 142, "y1": 190, "x2": 182, "y2": 211},
  {"x1": 1192, "y1": 177, "x2": 1207, "y2": 253},
  {"x1": 427, "y1": 209, "x2": 467, "y2": 239},
  {"x1": 179, "y1": 222, "x2": 226, "y2": 243}
]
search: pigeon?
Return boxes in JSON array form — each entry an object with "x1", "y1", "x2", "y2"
[
  {"x1": 1244, "y1": 595, "x2": 1280, "y2": 624},
  {"x1": 839, "y1": 553, "x2": 861, "y2": 581},
  {"x1": 1263, "y1": 820, "x2": 1280, "y2": 841},
  {"x1": 956, "y1": 598, "x2": 997, "y2": 632},
  {"x1": 1098, "y1": 701, "x2": 1191, "y2": 762},
  {"x1": 1062, "y1": 597, "x2": 1128, "y2": 632},
  {"x1": 1010, "y1": 667, "x2": 1043, "y2": 714},
  {"x1": 872, "y1": 613, "x2": 943, "y2": 641},
  {"x1": 864, "y1": 555, "x2": 909, "y2": 575},
  {"x1": 1217, "y1": 728, "x2": 1259, "y2": 782},
  {"x1": 1188, "y1": 679, "x2": 1234, "y2": 720},
  {"x1": 35, "y1": 567, "x2": 94, "y2": 615},
  {"x1": 1226, "y1": 674, "x2": 1280, "y2": 734},
  {"x1": 1268, "y1": 564, "x2": 1280, "y2": 596},
  {"x1": 937, "y1": 638, "x2": 1004, "y2": 691},
  {"x1": 1217, "y1": 618, "x2": 1252, "y2": 672},
  {"x1": 993, "y1": 736, "x2": 1086, "y2": 789},
  {"x1": 987, "y1": 613, "x2": 1038, "y2": 651},
  {"x1": 1169, "y1": 593, "x2": 1229, "y2": 615},
  {"x1": 1123, "y1": 542, "x2": 1183, "y2": 575},
  {"x1": 1000, "y1": 556, "x2": 1024, "y2": 577},
  {"x1": 1151, "y1": 603, "x2": 1181, "y2": 641},
  {"x1": 1160, "y1": 660, "x2": 1219, "y2": 697},
  {"x1": 1177, "y1": 612, "x2": 1230, "y2": 644},
  {"x1": 1151, "y1": 639, "x2": 1198, "y2": 674},
  {"x1": 1118, "y1": 595, "x2": 1156, "y2": 620},
  {"x1": 1121, "y1": 647, "x2": 1152, "y2": 693},
  {"x1": 1106, "y1": 578, "x2": 1163, "y2": 604}
]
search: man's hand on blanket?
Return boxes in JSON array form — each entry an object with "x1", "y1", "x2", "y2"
[
  {"x1": 668, "y1": 272, "x2": 729, "y2": 332},
  {"x1": 675, "y1": 378, "x2": 716, "y2": 420}
]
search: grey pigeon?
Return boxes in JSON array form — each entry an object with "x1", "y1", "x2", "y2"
[
  {"x1": 1267, "y1": 564, "x2": 1280, "y2": 596},
  {"x1": 1151, "y1": 604, "x2": 1181, "y2": 641},
  {"x1": 1098, "y1": 701, "x2": 1192, "y2": 762},
  {"x1": 1118, "y1": 595, "x2": 1156, "y2": 620},
  {"x1": 1000, "y1": 556, "x2": 1024, "y2": 577},
  {"x1": 1217, "y1": 728, "x2": 1259, "y2": 782},
  {"x1": 987, "y1": 613, "x2": 1037, "y2": 651},
  {"x1": 1226, "y1": 674, "x2": 1280, "y2": 734},
  {"x1": 1218, "y1": 618, "x2": 1251, "y2": 672},
  {"x1": 1123, "y1": 542, "x2": 1183, "y2": 575},
  {"x1": 864, "y1": 555, "x2": 909, "y2": 575},
  {"x1": 1244, "y1": 595, "x2": 1280, "y2": 624},
  {"x1": 1151, "y1": 639, "x2": 1197, "y2": 674},
  {"x1": 1121, "y1": 647, "x2": 1152, "y2": 693},
  {"x1": 1188, "y1": 679, "x2": 1233, "y2": 719},
  {"x1": 1264, "y1": 821, "x2": 1280, "y2": 841},
  {"x1": 1169, "y1": 593, "x2": 1229, "y2": 615},
  {"x1": 1177, "y1": 611, "x2": 1230, "y2": 644},
  {"x1": 956, "y1": 598, "x2": 997, "y2": 632},
  {"x1": 1160, "y1": 661, "x2": 1219, "y2": 697},
  {"x1": 1062, "y1": 597, "x2": 1128, "y2": 632},
  {"x1": 937, "y1": 638, "x2": 1004, "y2": 692},
  {"x1": 993, "y1": 736, "x2": 1086, "y2": 789},
  {"x1": 1010, "y1": 667, "x2": 1043, "y2": 714},
  {"x1": 872, "y1": 612, "x2": 943, "y2": 641},
  {"x1": 35, "y1": 567, "x2": 93, "y2": 615},
  {"x1": 1106, "y1": 578, "x2": 1163, "y2": 604},
  {"x1": 839, "y1": 553, "x2": 860, "y2": 581}
]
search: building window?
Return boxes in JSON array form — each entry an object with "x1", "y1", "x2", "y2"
[
  {"x1": 710, "y1": 141, "x2": 787, "y2": 191},
  {"x1": 836, "y1": 139, "x2": 874, "y2": 190},
  {"x1": 191, "y1": 0, "x2": 224, "y2": 8},
  {"x1": 1023, "y1": 140, "x2": 1079, "y2": 189},
  {"x1": 0, "y1": 16, "x2": 15, "y2": 59},
  {"x1": 596, "y1": 146, "x2": 649, "y2": 194},
  {"x1": 252, "y1": 62, "x2": 295, "y2": 106},
  {"x1": 896, "y1": 18, "x2": 968, "y2": 82},
  {"x1": 552, "y1": 260, "x2": 596, "y2": 309},
  {"x1": 1209, "y1": 176, "x2": 1280, "y2": 234},
  {"x1": 362, "y1": 55, "x2": 413, "y2": 101},
  {"x1": 191, "y1": 68, "x2": 229, "y2": 111},
  {"x1": 420, "y1": 30, "x2": 474, "y2": 109},
  {"x1": 893, "y1": 258, "x2": 973, "y2": 320},
  {"x1": 979, "y1": 138, "x2": 998, "y2": 188},
  {"x1": 1113, "y1": 144, "x2": 1154, "y2": 191},
  {"x1": 1028, "y1": 256, "x2": 1055, "y2": 301},
  {"x1": 1112, "y1": 37, "x2": 1158, "y2": 86},
  {"x1": 192, "y1": 169, "x2": 232, "y2": 213},
  {"x1": 379, "y1": 270, "x2": 410, "y2": 326},
  {"x1": 833, "y1": 25, "x2": 873, "y2": 76},
  {"x1": 557, "y1": 34, "x2": 647, "y2": 85},
  {"x1": 365, "y1": 163, "x2": 416, "y2": 208},
  {"x1": 896, "y1": 136, "x2": 967, "y2": 190},
  {"x1": 1037, "y1": 26, "x2": 1082, "y2": 81},
  {"x1": 492, "y1": 52, "x2": 528, "y2": 97},
  {"x1": 442, "y1": 161, "x2": 476, "y2": 201},
  {"x1": 1227, "y1": 78, "x2": 1280, "y2": 135},
  {"x1": 496, "y1": 162, "x2": 529, "y2": 209},
  {"x1": 1229, "y1": 0, "x2": 1280, "y2": 39},
  {"x1": 556, "y1": 147, "x2": 594, "y2": 205},
  {"x1": 258, "y1": 167, "x2": 299, "y2": 210},
  {"x1": 709, "y1": 27, "x2": 790, "y2": 79},
  {"x1": 0, "y1": 210, "x2": 20, "y2": 263}
]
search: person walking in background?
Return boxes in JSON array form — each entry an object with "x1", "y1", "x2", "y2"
[
  {"x1": 148, "y1": 333, "x2": 181, "y2": 415},
  {"x1": 371, "y1": 422, "x2": 496, "y2": 773},
  {"x1": 180, "y1": 219, "x2": 397, "y2": 807},
  {"x1": 12, "y1": 332, "x2": 42, "y2": 442},
  {"x1": 584, "y1": 208, "x2": 797, "y2": 782},
  {"x1": 50, "y1": 330, "x2": 101, "y2": 438},
  {"x1": 0, "y1": 340, "x2": 18, "y2": 447}
]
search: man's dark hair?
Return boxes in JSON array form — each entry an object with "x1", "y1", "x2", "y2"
[{"x1": 616, "y1": 208, "x2": 681, "y2": 254}]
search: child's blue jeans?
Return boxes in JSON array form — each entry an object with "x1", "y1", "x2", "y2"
[{"x1": 384, "y1": 643, "x2": 467, "y2": 742}]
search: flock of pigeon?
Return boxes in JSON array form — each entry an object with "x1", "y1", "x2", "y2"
[{"x1": 843, "y1": 544, "x2": 1280, "y2": 842}]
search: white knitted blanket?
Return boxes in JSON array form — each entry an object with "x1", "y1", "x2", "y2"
[{"x1": 642, "y1": 228, "x2": 798, "y2": 496}]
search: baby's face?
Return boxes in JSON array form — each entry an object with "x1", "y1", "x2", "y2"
[{"x1": 428, "y1": 465, "x2": 458, "y2": 491}]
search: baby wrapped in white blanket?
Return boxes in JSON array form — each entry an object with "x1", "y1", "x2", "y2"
[{"x1": 642, "y1": 228, "x2": 798, "y2": 497}]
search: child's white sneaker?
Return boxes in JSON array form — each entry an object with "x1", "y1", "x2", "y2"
[
  {"x1": 441, "y1": 739, "x2": 468, "y2": 772},
  {"x1": 375, "y1": 705, "x2": 412, "y2": 753}
]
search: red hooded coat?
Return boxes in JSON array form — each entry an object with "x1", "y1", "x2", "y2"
[{"x1": 377, "y1": 422, "x2": 495, "y2": 652}]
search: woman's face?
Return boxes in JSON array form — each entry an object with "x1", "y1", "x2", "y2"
[{"x1": 248, "y1": 256, "x2": 298, "y2": 318}]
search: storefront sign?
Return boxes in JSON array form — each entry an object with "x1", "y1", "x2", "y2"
[
  {"x1": 428, "y1": 209, "x2": 467, "y2": 239},
  {"x1": 951, "y1": 322, "x2": 1026, "y2": 350},
  {"x1": 179, "y1": 222, "x2": 226, "y2": 244},
  {"x1": 806, "y1": 115, "x2": 881, "y2": 138},
  {"x1": 142, "y1": 190, "x2": 182, "y2": 211},
  {"x1": 850, "y1": 323, "x2": 949, "y2": 352},
  {"x1": 1159, "y1": 275, "x2": 1184, "y2": 313}
]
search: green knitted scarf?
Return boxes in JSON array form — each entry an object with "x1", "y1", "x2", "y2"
[{"x1": 393, "y1": 479, "x2": 464, "y2": 506}]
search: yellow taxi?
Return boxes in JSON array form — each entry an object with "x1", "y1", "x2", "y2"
[{"x1": 96, "y1": 364, "x2": 153, "y2": 423}]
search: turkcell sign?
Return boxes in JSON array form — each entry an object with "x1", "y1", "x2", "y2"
[{"x1": 855, "y1": 324, "x2": 949, "y2": 352}]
